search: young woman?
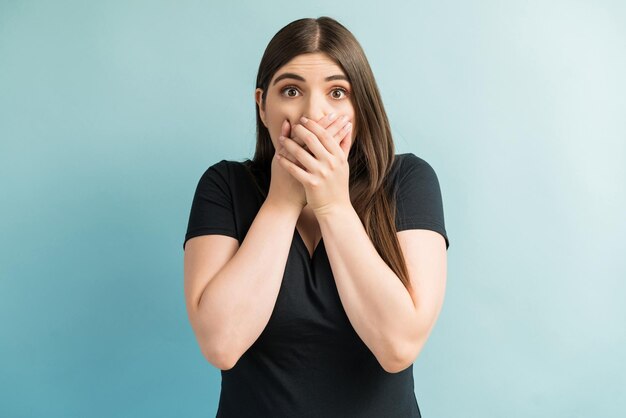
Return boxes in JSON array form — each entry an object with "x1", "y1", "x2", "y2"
[{"x1": 183, "y1": 16, "x2": 450, "y2": 418}]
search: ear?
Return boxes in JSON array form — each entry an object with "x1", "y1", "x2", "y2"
[{"x1": 255, "y1": 88, "x2": 267, "y2": 128}]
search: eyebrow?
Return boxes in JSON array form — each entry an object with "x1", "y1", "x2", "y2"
[{"x1": 272, "y1": 72, "x2": 349, "y2": 85}]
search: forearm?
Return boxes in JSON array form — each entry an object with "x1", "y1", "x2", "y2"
[
  {"x1": 197, "y1": 200, "x2": 300, "y2": 368},
  {"x1": 317, "y1": 205, "x2": 421, "y2": 372}
]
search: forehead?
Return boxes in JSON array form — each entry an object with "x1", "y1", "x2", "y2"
[{"x1": 276, "y1": 53, "x2": 345, "y2": 77}]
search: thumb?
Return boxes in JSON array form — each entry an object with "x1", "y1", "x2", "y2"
[{"x1": 281, "y1": 119, "x2": 290, "y2": 138}]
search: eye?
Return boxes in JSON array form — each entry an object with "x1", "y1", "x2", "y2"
[
  {"x1": 330, "y1": 87, "x2": 349, "y2": 100},
  {"x1": 280, "y1": 85, "x2": 301, "y2": 98},
  {"x1": 280, "y1": 85, "x2": 351, "y2": 100}
]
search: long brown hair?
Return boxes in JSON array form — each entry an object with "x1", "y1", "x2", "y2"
[{"x1": 247, "y1": 16, "x2": 412, "y2": 294}]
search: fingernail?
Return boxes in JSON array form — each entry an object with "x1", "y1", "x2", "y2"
[
  {"x1": 328, "y1": 112, "x2": 336, "y2": 121},
  {"x1": 300, "y1": 116, "x2": 308, "y2": 124},
  {"x1": 278, "y1": 136, "x2": 285, "y2": 142}
]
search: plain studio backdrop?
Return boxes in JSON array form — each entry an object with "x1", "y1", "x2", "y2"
[{"x1": 1, "y1": 1, "x2": 624, "y2": 417}]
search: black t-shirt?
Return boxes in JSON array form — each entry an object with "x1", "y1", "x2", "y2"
[{"x1": 183, "y1": 153, "x2": 450, "y2": 418}]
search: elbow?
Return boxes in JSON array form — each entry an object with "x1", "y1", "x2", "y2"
[
  {"x1": 189, "y1": 315, "x2": 241, "y2": 370},
  {"x1": 380, "y1": 339, "x2": 424, "y2": 374},
  {"x1": 199, "y1": 338, "x2": 241, "y2": 371},
  {"x1": 380, "y1": 355, "x2": 412, "y2": 374}
]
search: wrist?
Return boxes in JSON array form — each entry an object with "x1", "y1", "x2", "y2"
[
  {"x1": 313, "y1": 202, "x2": 355, "y2": 222},
  {"x1": 263, "y1": 198, "x2": 303, "y2": 217}
]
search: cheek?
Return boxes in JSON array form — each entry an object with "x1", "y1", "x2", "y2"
[
  {"x1": 265, "y1": 117, "x2": 288, "y2": 150},
  {"x1": 264, "y1": 114, "x2": 282, "y2": 139},
  {"x1": 267, "y1": 113, "x2": 296, "y2": 139},
  {"x1": 341, "y1": 105, "x2": 356, "y2": 124}
]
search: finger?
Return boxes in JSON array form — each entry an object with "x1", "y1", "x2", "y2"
[
  {"x1": 291, "y1": 121, "x2": 325, "y2": 162},
  {"x1": 290, "y1": 113, "x2": 337, "y2": 150},
  {"x1": 277, "y1": 148, "x2": 315, "y2": 184},
  {"x1": 281, "y1": 119, "x2": 290, "y2": 139},
  {"x1": 294, "y1": 117, "x2": 341, "y2": 159},
  {"x1": 277, "y1": 120, "x2": 295, "y2": 163},
  {"x1": 338, "y1": 121, "x2": 353, "y2": 158},
  {"x1": 287, "y1": 123, "x2": 312, "y2": 155},
  {"x1": 277, "y1": 138, "x2": 295, "y2": 163},
  {"x1": 300, "y1": 112, "x2": 336, "y2": 151},
  {"x1": 277, "y1": 119, "x2": 291, "y2": 156},
  {"x1": 277, "y1": 119, "x2": 308, "y2": 168},
  {"x1": 280, "y1": 134, "x2": 317, "y2": 171},
  {"x1": 327, "y1": 115, "x2": 352, "y2": 141},
  {"x1": 315, "y1": 112, "x2": 338, "y2": 129},
  {"x1": 278, "y1": 139, "x2": 307, "y2": 169},
  {"x1": 279, "y1": 119, "x2": 310, "y2": 153}
]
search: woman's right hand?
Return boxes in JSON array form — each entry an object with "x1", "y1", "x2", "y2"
[{"x1": 267, "y1": 113, "x2": 351, "y2": 211}]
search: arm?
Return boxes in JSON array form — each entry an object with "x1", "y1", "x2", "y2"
[
  {"x1": 317, "y1": 205, "x2": 447, "y2": 373},
  {"x1": 184, "y1": 200, "x2": 300, "y2": 370}
]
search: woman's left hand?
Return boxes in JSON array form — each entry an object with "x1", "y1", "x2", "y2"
[{"x1": 277, "y1": 114, "x2": 354, "y2": 217}]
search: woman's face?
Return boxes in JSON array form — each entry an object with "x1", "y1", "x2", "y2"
[{"x1": 255, "y1": 52, "x2": 356, "y2": 152}]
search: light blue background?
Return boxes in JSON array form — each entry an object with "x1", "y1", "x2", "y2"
[{"x1": 1, "y1": 1, "x2": 624, "y2": 417}]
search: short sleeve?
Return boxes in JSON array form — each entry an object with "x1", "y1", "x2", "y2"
[
  {"x1": 395, "y1": 153, "x2": 450, "y2": 250},
  {"x1": 183, "y1": 160, "x2": 238, "y2": 250}
]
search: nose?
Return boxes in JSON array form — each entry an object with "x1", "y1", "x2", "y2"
[{"x1": 301, "y1": 90, "x2": 331, "y2": 123}]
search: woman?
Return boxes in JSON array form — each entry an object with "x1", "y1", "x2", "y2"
[{"x1": 183, "y1": 16, "x2": 450, "y2": 418}]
